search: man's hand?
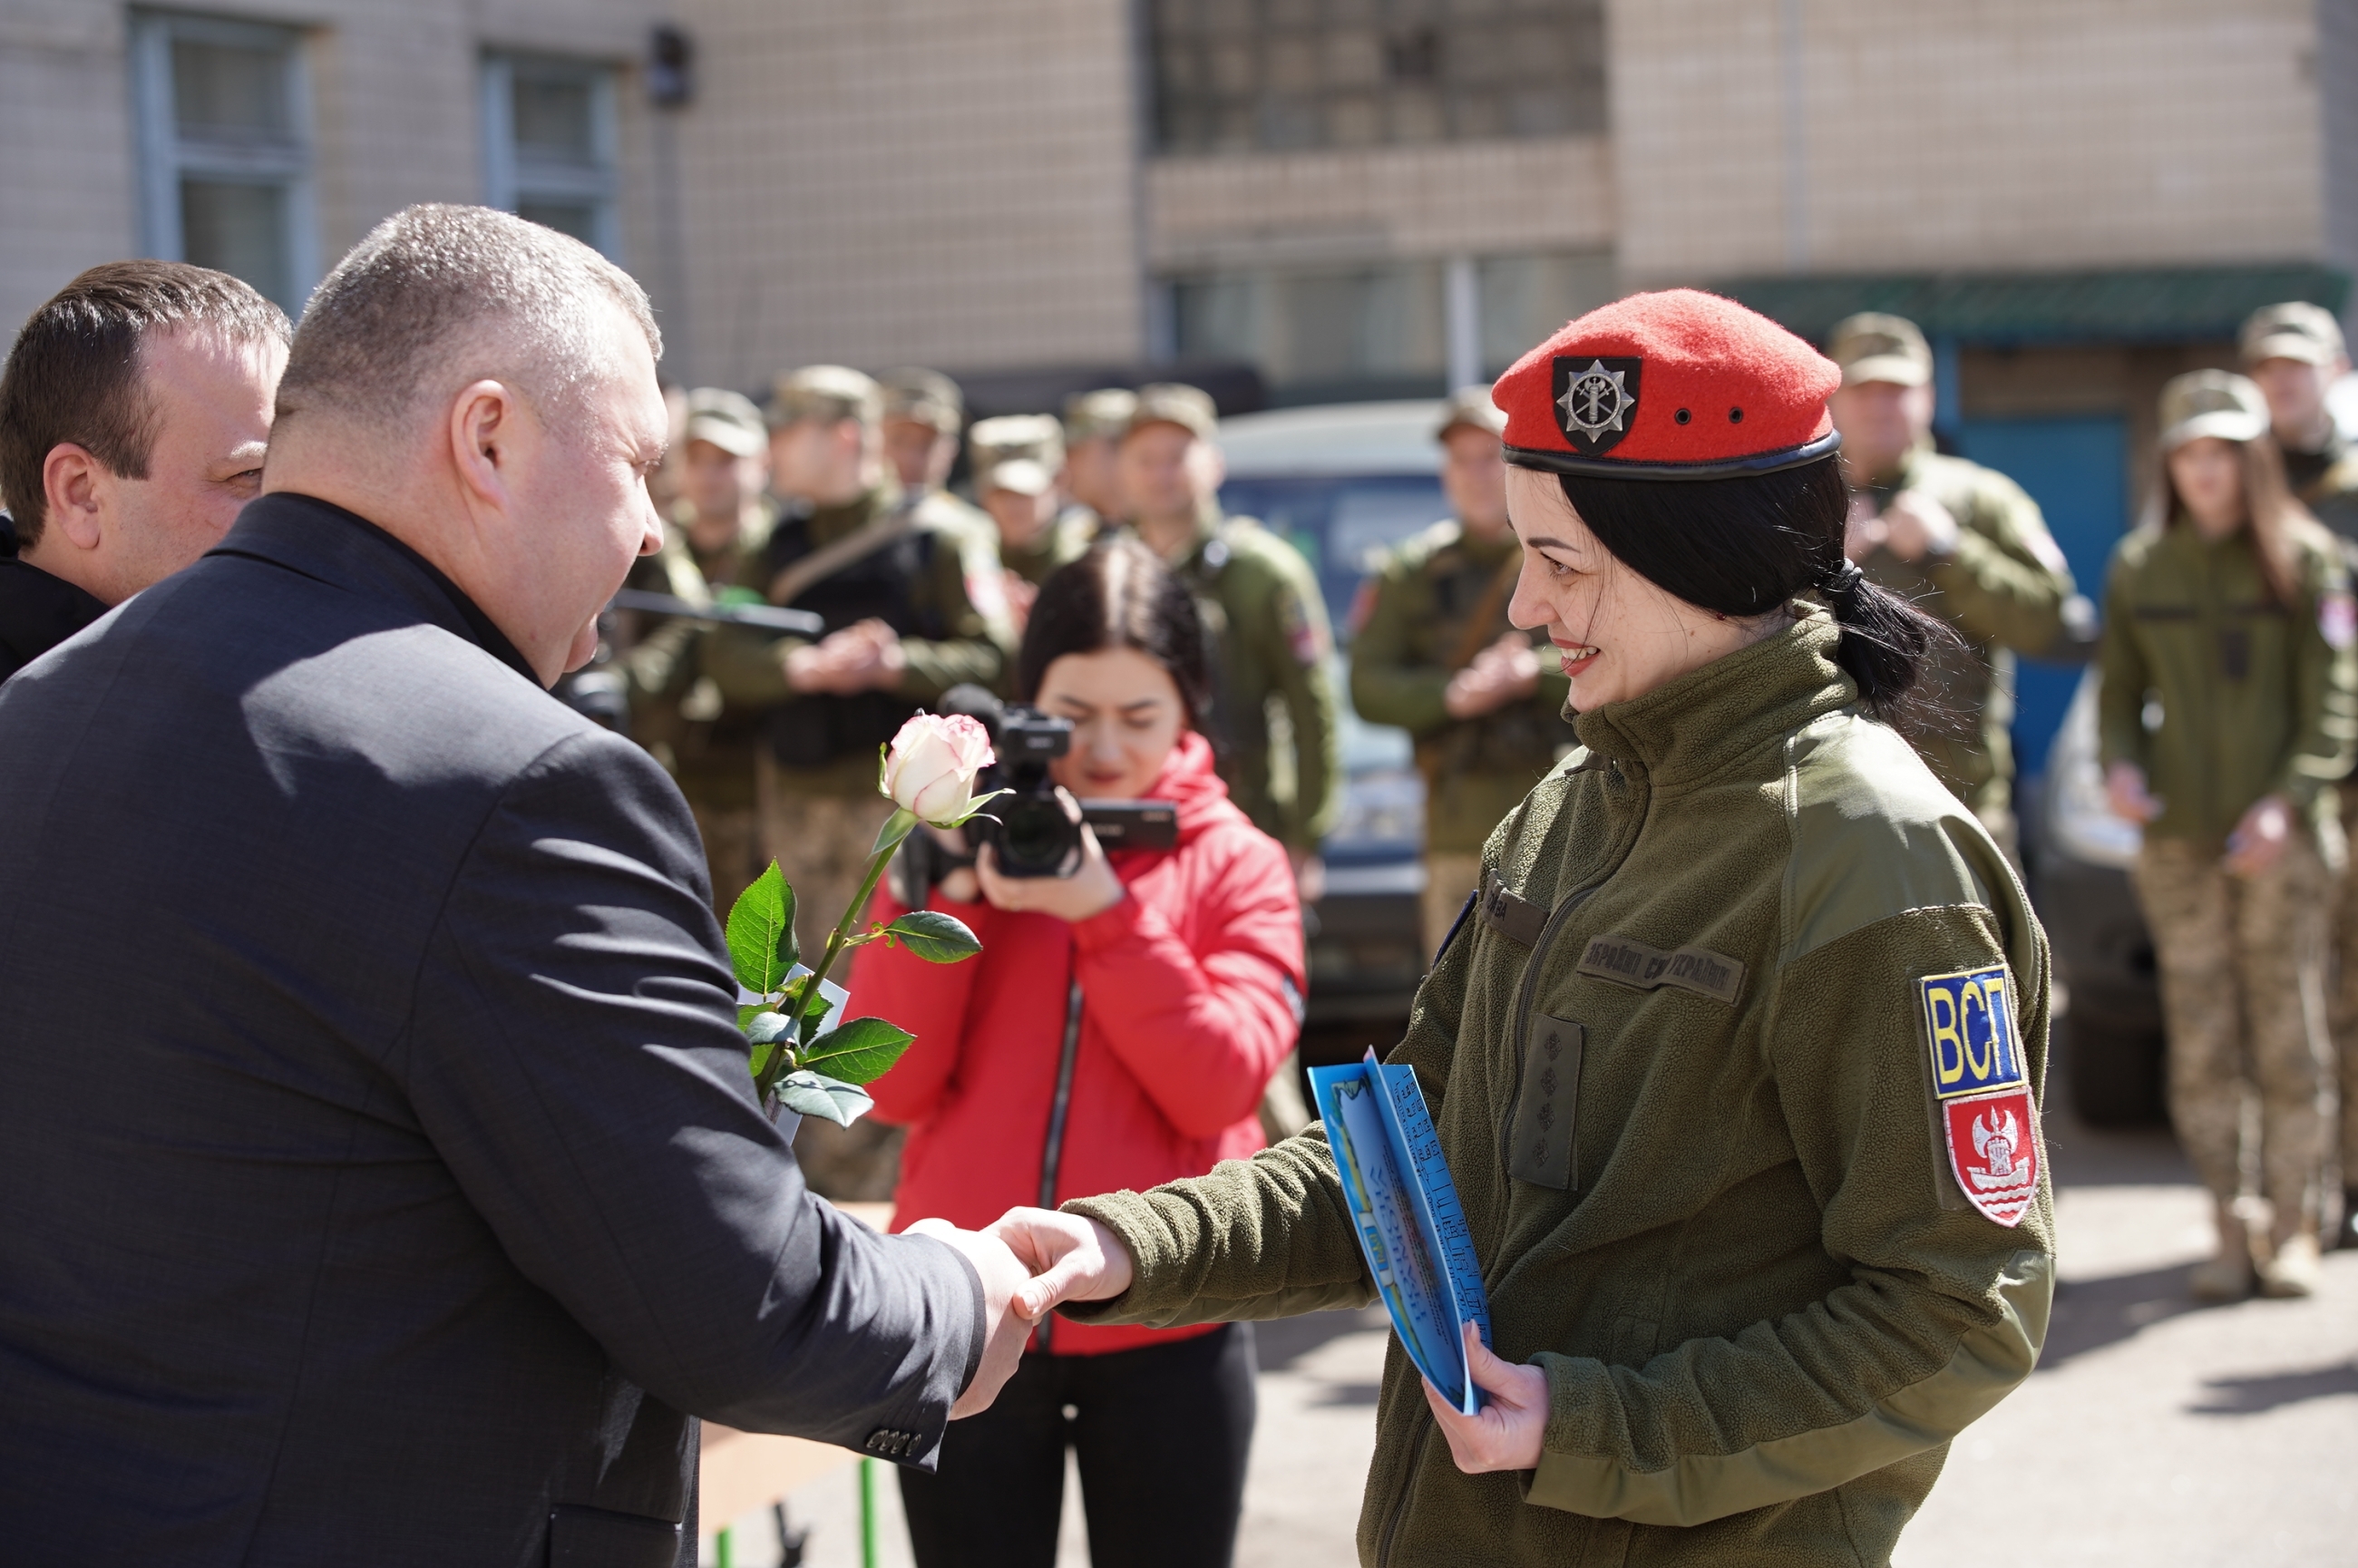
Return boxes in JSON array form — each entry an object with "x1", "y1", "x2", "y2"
[
  {"x1": 2226, "y1": 793, "x2": 2292, "y2": 878},
  {"x1": 1422, "y1": 1320, "x2": 1549, "y2": 1474},
  {"x1": 903, "y1": 1218, "x2": 1036, "y2": 1418},
  {"x1": 784, "y1": 619, "x2": 907, "y2": 695},
  {"x1": 1443, "y1": 635, "x2": 1542, "y2": 720},
  {"x1": 1879, "y1": 490, "x2": 1961, "y2": 563},
  {"x1": 986, "y1": 1207, "x2": 1135, "y2": 1320},
  {"x1": 2104, "y1": 761, "x2": 2161, "y2": 825}
]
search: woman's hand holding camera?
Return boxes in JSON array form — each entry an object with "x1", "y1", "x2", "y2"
[{"x1": 971, "y1": 788, "x2": 1125, "y2": 923}]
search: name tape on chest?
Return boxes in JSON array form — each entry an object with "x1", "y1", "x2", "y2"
[
  {"x1": 1477, "y1": 870, "x2": 1549, "y2": 948},
  {"x1": 1919, "y1": 966, "x2": 2038, "y2": 1227},
  {"x1": 1574, "y1": 935, "x2": 1745, "y2": 1006}
]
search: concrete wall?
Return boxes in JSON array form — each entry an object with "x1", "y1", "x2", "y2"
[
  {"x1": 0, "y1": 3, "x2": 141, "y2": 336},
  {"x1": 669, "y1": 0, "x2": 1144, "y2": 395},
  {"x1": 1612, "y1": 0, "x2": 2327, "y2": 283}
]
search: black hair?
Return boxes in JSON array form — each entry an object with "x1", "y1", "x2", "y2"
[
  {"x1": 1554, "y1": 455, "x2": 1955, "y2": 712},
  {"x1": 1017, "y1": 538, "x2": 1214, "y2": 725}
]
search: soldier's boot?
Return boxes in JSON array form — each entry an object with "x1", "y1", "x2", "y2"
[
  {"x1": 2258, "y1": 1231, "x2": 2323, "y2": 1299},
  {"x1": 2188, "y1": 1199, "x2": 2256, "y2": 1302}
]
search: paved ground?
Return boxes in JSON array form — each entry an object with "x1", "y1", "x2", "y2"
[{"x1": 714, "y1": 1102, "x2": 2355, "y2": 1566}]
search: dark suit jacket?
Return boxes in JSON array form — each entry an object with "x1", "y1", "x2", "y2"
[{"x1": 0, "y1": 494, "x2": 982, "y2": 1567}]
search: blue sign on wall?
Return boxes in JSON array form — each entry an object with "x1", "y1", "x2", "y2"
[{"x1": 1954, "y1": 415, "x2": 2130, "y2": 778}]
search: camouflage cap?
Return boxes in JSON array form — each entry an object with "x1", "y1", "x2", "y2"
[
  {"x1": 970, "y1": 414, "x2": 1065, "y2": 497},
  {"x1": 771, "y1": 365, "x2": 882, "y2": 429},
  {"x1": 2158, "y1": 369, "x2": 2269, "y2": 451},
  {"x1": 1124, "y1": 383, "x2": 1219, "y2": 443},
  {"x1": 880, "y1": 366, "x2": 964, "y2": 433},
  {"x1": 1826, "y1": 312, "x2": 1933, "y2": 389},
  {"x1": 1434, "y1": 385, "x2": 1506, "y2": 440},
  {"x1": 2239, "y1": 300, "x2": 2347, "y2": 367},
  {"x1": 1062, "y1": 387, "x2": 1139, "y2": 444},
  {"x1": 680, "y1": 386, "x2": 766, "y2": 458}
]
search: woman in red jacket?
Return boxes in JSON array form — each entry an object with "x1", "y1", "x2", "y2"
[{"x1": 858, "y1": 539, "x2": 1306, "y2": 1568}]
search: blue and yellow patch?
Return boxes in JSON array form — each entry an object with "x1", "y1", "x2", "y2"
[{"x1": 1920, "y1": 966, "x2": 2025, "y2": 1101}]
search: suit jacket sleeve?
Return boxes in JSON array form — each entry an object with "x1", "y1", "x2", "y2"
[{"x1": 402, "y1": 729, "x2": 982, "y2": 1460}]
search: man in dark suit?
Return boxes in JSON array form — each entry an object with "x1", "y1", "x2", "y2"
[{"x1": 0, "y1": 204, "x2": 1031, "y2": 1567}]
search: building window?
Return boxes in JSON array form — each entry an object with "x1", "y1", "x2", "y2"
[
  {"x1": 482, "y1": 54, "x2": 621, "y2": 258},
  {"x1": 1148, "y1": 0, "x2": 1606, "y2": 156},
  {"x1": 132, "y1": 12, "x2": 316, "y2": 312}
]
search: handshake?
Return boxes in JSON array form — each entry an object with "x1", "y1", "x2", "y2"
[{"x1": 907, "y1": 1208, "x2": 1135, "y2": 1417}]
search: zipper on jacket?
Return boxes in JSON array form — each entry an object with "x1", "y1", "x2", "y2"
[
  {"x1": 1375, "y1": 1422, "x2": 1434, "y2": 1568},
  {"x1": 1032, "y1": 977, "x2": 1086, "y2": 1354}
]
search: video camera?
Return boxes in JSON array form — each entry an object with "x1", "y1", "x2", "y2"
[{"x1": 892, "y1": 685, "x2": 1178, "y2": 896}]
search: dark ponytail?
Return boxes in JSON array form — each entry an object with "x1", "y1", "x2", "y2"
[{"x1": 1554, "y1": 456, "x2": 1957, "y2": 715}]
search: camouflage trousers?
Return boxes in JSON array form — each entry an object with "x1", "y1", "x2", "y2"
[
  {"x1": 755, "y1": 758, "x2": 904, "y2": 1203},
  {"x1": 1422, "y1": 852, "x2": 1484, "y2": 964},
  {"x1": 2133, "y1": 832, "x2": 2338, "y2": 1240},
  {"x1": 687, "y1": 801, "x2": 765, "y2": 924},
  {"x1": 2329, "y1": 784, "x2": 2358, "y2": 1193}
]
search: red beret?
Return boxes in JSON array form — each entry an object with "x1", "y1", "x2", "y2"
[{"x1": 1494, "y1": 288, "x2": 1841, "y2": 481}]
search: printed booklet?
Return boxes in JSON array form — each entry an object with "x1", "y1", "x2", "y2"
[{"x1": 1308, "y1": 1047, "x2": 1492, "y2": 1413}]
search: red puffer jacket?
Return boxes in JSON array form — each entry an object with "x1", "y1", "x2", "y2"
[{"x1": 856, "y1": 729, "x2": 1305, "y2": 1355}]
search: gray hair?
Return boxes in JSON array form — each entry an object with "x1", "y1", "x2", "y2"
[{"x1": 276, "y1": 204, "x2": 659, "y2": 434}]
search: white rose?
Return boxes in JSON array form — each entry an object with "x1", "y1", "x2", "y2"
[{"x1": 881, "y1": 712, "x2": 994, "y2": 825}]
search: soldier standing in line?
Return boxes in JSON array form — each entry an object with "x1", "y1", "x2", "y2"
[
  {"x1": 881, "y1": 366, "x2": 995, "y2": 541},
  {"x1": 1109, "y1": 383, "x2": 1340, "y2": 897},
  {"x1": 1060, "y1": 386, "x2": 1139, "y2": 526},
  {"x1": 2101, "y1": 371, "x2": 2355, "y2": 1300},
  {"x1": 1827, "y1": 313, "x2": 2076, "y2": 857},
  {"x1": 700, "y1": 365, "x2": 1015, "y2": 1200},
  {"x1": 619, "y1": 387, "x2": 777, "y2": 917},
  {"x1": 1351, "y1": 388, "x2": 1574, "y2": 958},
  {"x1": 968, "y1": 413, "x2": 1096, "y2": 638},
  {"x1": 2242, "y1": 300, "x2": 2358, "y2": 1247}
]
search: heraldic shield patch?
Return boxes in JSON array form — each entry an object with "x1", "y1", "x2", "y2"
[
  {"x1": 1920, "y1": 965, "x2": 2039, "y2": 1227},
  {"x1": 1551, "y1": 356, "x2": 1642, "y2": 455}
]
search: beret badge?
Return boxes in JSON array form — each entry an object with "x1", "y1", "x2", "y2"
[{"x1": 1553, "y1": 356, "x2": 1642, "y2": 455}]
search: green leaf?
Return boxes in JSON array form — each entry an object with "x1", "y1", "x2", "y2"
[
  {"x1": 744, "y1": 1010, "x2": 794, "y2": 1045},
  {"x1": 724, "y1": 863, "x2": 797, "y2": 995},
  {"x1": 749, "y1": 1037, "x2": 780, "y2": 1082},
  {"x1": 797, "y1": 1015, "x2": 915, "y2": 1086},
  {"x1": 870, "y1": 806, "x2": 918, "y2": 857},
  {"x1": 776, "y1": 1069, "x2": 874, "y2": 1127},
  {"x1": 883, "y1": 909, "x2": 983, "y2": 964},
  {"x1": 737, "y1": 1003, "x2": 771, "y2": 1030}
]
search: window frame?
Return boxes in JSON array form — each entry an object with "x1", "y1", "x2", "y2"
[
  {"x1": 480, "y1": 51, "x2": 623, "y2": 260},
  {"x1": 130, "y1": 9, "x2": 318, "y2": 310}
]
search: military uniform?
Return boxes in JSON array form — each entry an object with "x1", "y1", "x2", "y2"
[
  {"x1": 968, "y1": 413, "x2": 1096, "y2": 593},
  {"x1": 2098, "y1": 370, "x2": 2357, "y2": 1289},
  {"x1": 1351, "y1": 518, "x2": 1573, "y2": 954},
  {"x1": 1828, "y1": 316, "x2": 2075, "y2": 838},
  {"x1": 1066, "y1": 616, "x2": 2053, "y2": 1566}
]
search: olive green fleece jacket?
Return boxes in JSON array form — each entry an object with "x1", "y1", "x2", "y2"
[
  {"x1": 2097, "y1": 513, "x2": 2356, "y2": 848},
  {"x1": 1064, "y1": 611, "x2": 2056, "y2": 1568}
]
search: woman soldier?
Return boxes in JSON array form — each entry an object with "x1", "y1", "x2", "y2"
[
  {"x1": 2100, "y1": 370, "x2": 2354, "y2": 1301},
  {"x1": 987, "y1": 291, "x2": 2056, "y2": 1567}
]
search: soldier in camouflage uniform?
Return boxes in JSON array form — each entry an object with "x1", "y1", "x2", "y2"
[
  {"x1": 2243, "y1": 301, "x2": 2358, "y2": 1247},
  {"x1": 1109, "y1": 384, "x2": 1340, "y2": 884},
  {"x1": 619, "y1": 387, "x2": 777, "y2": 917},
  {"x1": 880, "y1": 366, "x2": 995, "y2": 549},
  {"x1": 968, "y1": 414, "x2": 1096, "y2": 640},
  {"x1": 1061, "y1": 386, "x2": 1138, "y2": 528},
  {"x1": 702, "y1": 365, "x2": 1016, "y2": 1200},
  {"x1": 1827, "y1": 314, "x2": 2077, "y2": 857},
  {"x1": 2100, "y1": 371, "x2": 2356, "y2": 1300},
  {"x1": 1351, "y1": 387, "x2": 1574, "y2": 957}
]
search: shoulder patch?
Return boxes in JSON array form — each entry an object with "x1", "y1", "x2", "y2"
[
  {"x1": 1575, "y1": 935, "x2": 1744, "y2": 1004},
  {"x1": 2320, "y1": 589, "x2": 2353, "y2": 651},
  {"x1": 1279, "y1": 584, "x2": 1328, "y2": 665},
  {"x1": 1921, "y1": 965, "x2": 2038, "y2": 1227}
]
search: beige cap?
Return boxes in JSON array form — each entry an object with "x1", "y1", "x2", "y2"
[
  {"x1": 2239, "y1": 300, "x2": 2347, "y2": 367},
  {"x1": 2158, "y1": 369, "x2": 2270, "y2": 450},
  {"x1": 1062, "y1": 387, "x2": 1139, "y2": 444},
  {"x1": 880, "y1": 366, "x2": 964, "y2": 433},
  {"x1": 680, "y1": 386, "x2": 766, "y2": 458},
  {"x1": 1826, "y1": 312, "x2": 1933, "y2": 389},
  {"x1": 771, "y1": 365, "x2": 882, "y2": 429},
  {"x1": 970, "y1": 414, "x2": 1065, "y2": 497},
  {"x1": 1124, "y1": 383, "x2": 1219, "y2": 443},
  {"x1": 1435, "y1": 385, "x2": 1506, "y2": 440}
]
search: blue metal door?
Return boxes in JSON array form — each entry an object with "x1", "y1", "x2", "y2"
[{"x1": 1954, "y1": 414, "x2": 2129, "y2": 779}]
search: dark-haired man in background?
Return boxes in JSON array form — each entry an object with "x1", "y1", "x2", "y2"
[{"x1": 0, "y1": 260, "x2": 287, "y2": 679}]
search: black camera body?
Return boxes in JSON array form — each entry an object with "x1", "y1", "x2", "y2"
[{"x1": 895, "y1": 686, "x2": 1179, "y2": 891}]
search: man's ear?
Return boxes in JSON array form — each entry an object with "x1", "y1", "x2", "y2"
[
  {"x1": 40, "y1": 443, "x2": 110, "y2": 551},
  {"x1": 448, "y1": 380, "x2": 521, "y2": 514}
]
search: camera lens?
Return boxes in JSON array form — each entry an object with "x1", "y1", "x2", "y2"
[{"x1": 997, "y1": 793, "x2": 1080, "y2": 878}]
